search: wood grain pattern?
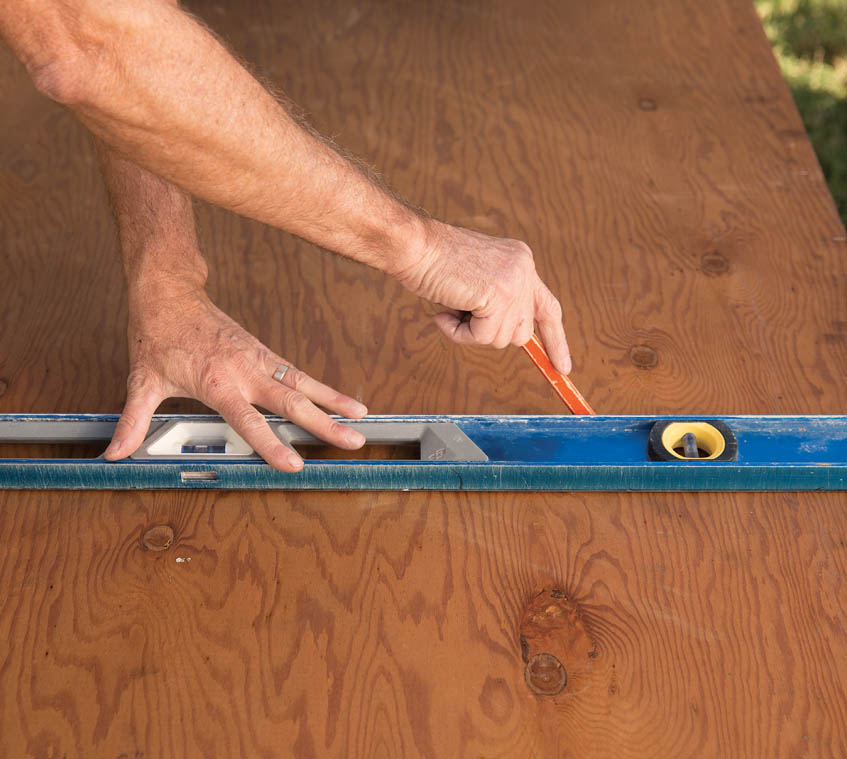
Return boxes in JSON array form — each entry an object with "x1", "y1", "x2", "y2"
[{"x1": 1, "y1": 0, "x2": 846, "y2": 756}]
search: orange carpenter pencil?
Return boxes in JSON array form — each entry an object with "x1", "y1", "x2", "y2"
[{"x1": 522, "y1": 333, "x2": 595, "y2": 415}]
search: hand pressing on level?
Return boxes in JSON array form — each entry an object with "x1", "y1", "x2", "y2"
[
  {"x1": 103, "y1": 284, "x2": 367, "y2": 471},
  {"x1": 392, "y1": 220, "x2": 572, "y2": 374},
  {"x1": 94, "y1": 149, "x2": 367, "y2": 473}
]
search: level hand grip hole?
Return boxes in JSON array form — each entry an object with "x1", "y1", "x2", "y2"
[
  {"x1": 0, "y1": 443, "x2": 108, "y2": 459},
  {"x1": 293, "y1": 442, "x2": 421, "y2": 460},
  {"x1": 672, "y1": 445, "x2": 711, "y2": 459},
  {"x1": 649, "y1": 421, "x2": 738, "y2": 462}
]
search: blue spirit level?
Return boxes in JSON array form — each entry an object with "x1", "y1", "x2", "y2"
[{"x1": 0, "y1": 414, "x2": 846, "y2": 491}]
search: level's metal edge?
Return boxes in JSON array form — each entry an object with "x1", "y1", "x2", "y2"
[{"x1": 1, "y1": 462, "x2": 846, "y2": 491}]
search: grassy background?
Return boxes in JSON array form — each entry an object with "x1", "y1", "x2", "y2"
[{"x1": 755, "y1": 0, "x2": 847, "y2": 222}]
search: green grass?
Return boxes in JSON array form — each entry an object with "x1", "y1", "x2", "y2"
[{"x1": 755, "y1": 0, "x2": 847, "y2": 222}]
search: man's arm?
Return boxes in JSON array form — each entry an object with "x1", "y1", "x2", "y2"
[
  {"x1": 1, "y1": 0, "x2": 571, "y2": 372},
  {"x1": 97, "y1": 147, "x2": 367, "y2": 471}
]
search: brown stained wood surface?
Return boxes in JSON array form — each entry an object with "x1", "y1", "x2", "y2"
[{"x1": 1, "y1": 0, "x2": 846, "y2": 756}]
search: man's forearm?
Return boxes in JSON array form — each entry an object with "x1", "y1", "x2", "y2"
[
  {"x1": 4, "y1": 1, "x2": 425, "y2": 276},
  {"x1": 96, "y1": 142, "x2": 208, "y2": 297}
]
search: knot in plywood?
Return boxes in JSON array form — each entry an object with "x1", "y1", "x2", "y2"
[
  {"x1": 701, "y1": 251, "x2": 730, "y2": 276},
  {"x1": 525, "y1": 653, "x2": 567, "y2": 696},
  {"x1": 518, "y1": 588, "x2": 597, "y2": 700},
  {"x1": 142, "y1": 524, "x2": 175, "y2": 552},
  {"x1": 630, "y1": 345, "x2": 658, "y2": 369}
]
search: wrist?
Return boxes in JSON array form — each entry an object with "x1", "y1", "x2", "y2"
[
  {"x1": 125, "y1": 244, "x2": 210, "y2": 303},
  {"x1": 375, "y1": 210, "x2": 433, "y2": 281},
  {"x1": 380, "y1": 214, "x2": 445, "y2": 294}
]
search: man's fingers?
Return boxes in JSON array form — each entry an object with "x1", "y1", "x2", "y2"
[
  {"x1": 267, "y1": 362, "x2": 367, "y2": 419},
  {"x1": 254, "y1": 378, "x2": 366, "y2": 450},
  {"x1": 492, "y1": 313, "x2": 528, "y2": 350},
  {"x1": 433, "y1": 283, "x2": 569, "y2": 372},
  {"x1": 433, "y1": 311, "x2": 499, "y2": 345},
  {"x1": 433, "y1": 311, "x2": 466, "y2": 340},
  {"x1": 535, "y1": 285, "x2": 571, "y2": 374},
  {"x1": 104, "y1": 378, "x2": 161, "y2": 460},
  {"x1": 512, "y1": 317, "x2": 535, "y2": 348},
  {"x1": 435, "y1": 310, "x2": 529, "y2": 350},
  {"x1": 216, "y1": 397, "x2": 303, "y2": 472}
]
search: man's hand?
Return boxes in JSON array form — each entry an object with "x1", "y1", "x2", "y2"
[
  {"x1": 103, "y1": 284, "x2": 367, "y2": 471},
  {"x1": 395, "y1": 220, "x2": 572, "y2": 375},
  {"x1": 94, "y1": 149, "x2": 366, "y2": 473}
]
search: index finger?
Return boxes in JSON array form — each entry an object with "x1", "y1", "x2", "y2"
[{"x1": 534, "y1": 283, "x2": 571, "y2": 374}]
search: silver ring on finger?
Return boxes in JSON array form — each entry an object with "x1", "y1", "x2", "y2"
[{"x1": 272, "y1": 364, "x2": 289, "y2": 383}]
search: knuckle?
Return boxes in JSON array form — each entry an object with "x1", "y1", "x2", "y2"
[
  {"x1": 512, "y1": 242, "x2": 536, "y2": 273},
  {"x1": 497, "y1": 252, "x2": 535, "y2": 301},
  {"x1": 470, "y1": 323, "x2": 495, "y2": 345},
  {"x1": 28, "y1": 54, "x2": 90, "y2": 106},
  {"x1": 545, "y1": 296, "x2": 563, "y2": 320},
  {"x1": 119, "y1": 411, "x2": 141, "y2": 430},
  {"x1": 495, "y1": 270, "x2": 523, "y2": 302},
  {"x1": 281, "y1": 391, "x2": 310, "y2": 418},
  {"x1": 201, "y1": 364, "x2": 231, "y2": 395},
  {"x1": 232, "y1": 406, "x2": 264, "y2": 434},
  {"x1": 230, "y1": 350, "x2": 255, "y2": 376},
  {"x1": 514, "y1": 322, "x2": 534, "y2": 346},
  {"x1": 503, "y1": 267, "x2": 522, "y2": 290},
  {"x1": 285, "y1": 367, "x2": 307, "y2": 391},
  {"x1": 126, "y1": 368, "x2": 155, "y2": 396},
  {"x1": 514, "y1": 240, "x2": 534, "y2": 260},
  {"x1": 329, "y1": 420, "x2": 350, "y2": 439}
]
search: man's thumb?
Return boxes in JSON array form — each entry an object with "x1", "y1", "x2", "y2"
[{"x1": 104, "y1": 377, "x2": 160, "y2": 460}]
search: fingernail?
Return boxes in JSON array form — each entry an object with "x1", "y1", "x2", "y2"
[
  {"x1": 345, "y1": 430, "x2": 366, "y2": 448},
  {"x1": 352, "y1": 401, "x2": 368, "y2": 417},
  {"x1": 104, "y1": 440, "x2": 123, "y2": 458},
  {"x1": 287, "y1": 453, "x2": 304, "y2": 470}
]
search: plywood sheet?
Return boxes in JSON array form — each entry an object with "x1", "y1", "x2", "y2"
[{"x1": 1, "y1": 0, "x2": 845, "y2": 756}]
